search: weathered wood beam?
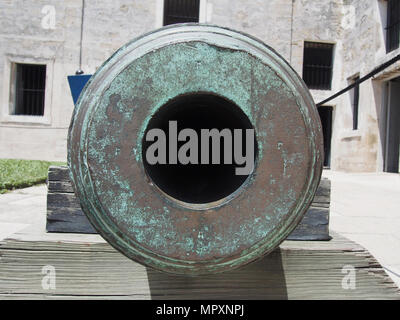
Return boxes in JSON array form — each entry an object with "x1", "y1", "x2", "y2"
[{"x1": 46, "y1": 166, "x2": 331, "y2": 240}]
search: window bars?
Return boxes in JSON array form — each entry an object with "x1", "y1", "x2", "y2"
[
  {"x1": 303, "y1": 42, "x2": 334, "y2": 90},
  {"x1": 387, "y1": 0, "x2": 400, "y2": 53},
  {"x1": 14, "y1": 64, "x2": 46, "y2": 116},
  {"x1": 164, "y1": 0, "x2": 200, "y2": 26}
]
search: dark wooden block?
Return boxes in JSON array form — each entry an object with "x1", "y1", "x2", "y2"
[
  {"x1": 48, "y1": 166, "x2": 71, "y2": 182},
  {"x1": 47, "y1": 192, "x2": 81, "y2": 210},
  {"x1": 47, "y1": 209, "x2": 97, "y2": 234},
  {"x1": 287, "y1": 178, "x2": 331, "y2": 240},
  {"x1": 47, "y1": 180, "x2": 75, "y2": 193},
  {"x1": 46, "y1": 166, "x2": 331, "y2": 240},
  {"x1": 286, "y1": 207, "x2": 330, "y2": 240}
]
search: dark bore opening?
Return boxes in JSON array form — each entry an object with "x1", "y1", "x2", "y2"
[{"x1": 142, "y1": 93, "x2": 257, "y2": 204}]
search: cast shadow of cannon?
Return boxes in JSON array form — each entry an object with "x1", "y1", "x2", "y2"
[{"x1": 146, "y1": 248, "x2": 288, "y2": 300}]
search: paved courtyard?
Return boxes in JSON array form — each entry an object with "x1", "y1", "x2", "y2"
[
  {"x1": 323, "y1": 170, "x2": 400, "y2": 288},
  {"x1": 0, "y1": 185, "x2": 46, "y2": 241},
  {"x1": 0, "y1": 170, "x2": 399, "y2": 288}
]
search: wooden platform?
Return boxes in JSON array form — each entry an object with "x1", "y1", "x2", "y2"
[{"x1": 0, "y1": 232, "x2": 398, "y2": 299}]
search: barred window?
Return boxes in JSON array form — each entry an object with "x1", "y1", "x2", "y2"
[
  {"x1": 163, "y1": 0, "x2": 200, "y2": 26},
  {"x1": 387, "y1": 0, "x2": 400, "y2": 52},
  {"x1": 302, "y1": 42, "x2": 334, "y2": 90},
  {"x1": 13, "y1": 63, "x2": 46, "y2": 116}
]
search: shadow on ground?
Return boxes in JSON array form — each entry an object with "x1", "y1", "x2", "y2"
[{"x1": 146, "y1": 248, "x2": 288, "y2": 299}]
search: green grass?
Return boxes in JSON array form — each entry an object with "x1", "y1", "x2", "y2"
[{"x1": 0, "y1": 159, "x2": 66, "y2": 194}]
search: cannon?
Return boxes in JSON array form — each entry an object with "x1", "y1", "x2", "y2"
[{"x1": 68, "y1": 24, "x2": 323, "y2": 275}]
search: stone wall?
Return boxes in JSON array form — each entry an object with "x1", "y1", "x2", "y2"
[
  {"x1": 0, "y1": 0, "x2": 399, "y2": 172},
  {"x1": 0, "y1": 0, "x2": 157, "y2": 161},
  {"x1": 330, "y1": 0, "x2": 400, "y2": 172}
]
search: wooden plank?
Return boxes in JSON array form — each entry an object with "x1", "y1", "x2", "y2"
[
  {"x1": 47, "y1": 208, "x2": 97, "y2": 234},
  {"x1": 47, "y1": 181, "x2": 75, "y2": 194},
  {"x1": 0, "y1": 233, "x2": 398, "y2": 299},
  {"x1": 46, "y1": 167, "x2": 331, "y2": 240},
  {"x1": 314, "y1": 178, "x2": 330, "y2": 197},
  {"x1": 47, "y1": 192, "x2": 81, "y2": 210},
  {"x1": 312, "y1": 195, "x2": 330, "y2": 204},
  {"x1": 287, "y1": 207, "x2": 330, "y2": 240},
  {"x1": 311, "y1": 202, "x2": 330, "y2": 208},
  {"x1": 48, "y1": 166, "x2": 71, "y2": 182}
]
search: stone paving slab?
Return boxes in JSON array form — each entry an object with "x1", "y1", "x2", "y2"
[
  {"x1": 0, "y1": 185, "x2": 46, "y2": 233},
  {"x1": 323, "y1": 170, "x2": 400, "y2": 288},
  {"x1": 0, "y1": 222, "x2": 28, "y2": 242}
]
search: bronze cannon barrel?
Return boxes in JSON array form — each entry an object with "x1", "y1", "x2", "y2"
[{"x1": 68, "y1": 24, "x2": 323, "y2": 275}]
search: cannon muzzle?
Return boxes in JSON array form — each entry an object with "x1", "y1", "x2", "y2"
[{"x1": 68, "y1": 24, "x2": 323, "y2": 275}]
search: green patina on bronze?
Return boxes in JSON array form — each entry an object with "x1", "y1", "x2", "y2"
[{"x1": 68, "y1": 24, "x2": 323, "y2": 275}]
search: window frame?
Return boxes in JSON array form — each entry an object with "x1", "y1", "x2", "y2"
[
  {"x1": 348, "y1": 74, "x2": 360, "y2": 131},
  {"x1": 386, "y1": 0, "x2": 400, "y2": 53},
  {"x1": 13, "y1": 63, "x2": 47, "y2": 116},
  {"x1": 302, "y1": 41, "x2": 335, "y2": 91},
  {"x1": 156, "y1": 0, "x2": 209, "y2": 28},
  {"x1": 1, "y1": 56, "x2": 53, "y2": 125},
  {"x1": 163, "y1": 0, "x2": 200, "y2": 26}
]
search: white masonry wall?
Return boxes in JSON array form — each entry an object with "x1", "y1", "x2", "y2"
[{"x1": 0, "y1": 0, "x2": 399, "y2": 172}]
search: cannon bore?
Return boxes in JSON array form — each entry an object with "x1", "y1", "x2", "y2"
[{"x1": 142, "y1": 93, "x2": 257, "y2": 204}]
